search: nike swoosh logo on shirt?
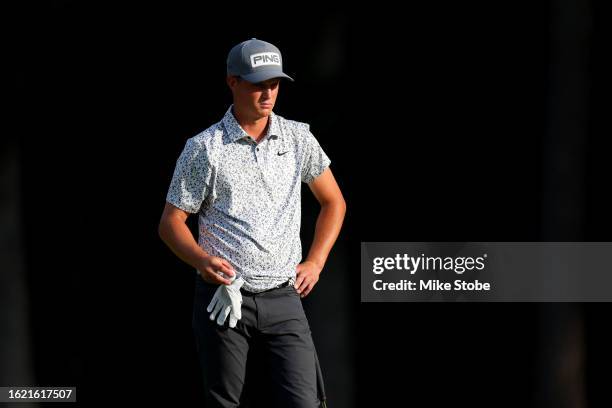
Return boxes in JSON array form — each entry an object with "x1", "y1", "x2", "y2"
[{"x1": 277, "y1": 151, "x2": 289, "y2": 156}]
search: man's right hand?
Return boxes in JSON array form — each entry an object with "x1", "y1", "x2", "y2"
[{"x1": 196, "y1": 256, "x2": 236, "y2": 285}]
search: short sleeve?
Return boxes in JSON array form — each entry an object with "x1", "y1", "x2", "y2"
[
  {"x1": 300, "y1": 125, "x2": 331, "y2": 184},
  {"x1": 165, "y1": 138, "x2": 212, "y2": 213}
]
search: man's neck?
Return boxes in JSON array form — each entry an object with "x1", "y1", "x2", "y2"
[{"x1": 232, "y1": 105, "x2": 269, "y2": 142}]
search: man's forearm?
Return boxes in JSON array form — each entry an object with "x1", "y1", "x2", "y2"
[
  {"x1": 158, "y1": 218, "x2": 210, "y2": 270},
  {"x1": 304, "y1": 201, "x2": 346, "y2": 270}
]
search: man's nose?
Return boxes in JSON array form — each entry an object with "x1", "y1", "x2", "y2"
[{"x1": 261, "y1": 88, "x2": 273, "y2": 99}]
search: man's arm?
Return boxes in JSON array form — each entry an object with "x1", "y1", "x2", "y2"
[
  {"x1": 295, "y1": 167, "x2": 346, "y2": 297},
  {"x1": 158, "y1": 202, "x2": 235, "y2": 285}
]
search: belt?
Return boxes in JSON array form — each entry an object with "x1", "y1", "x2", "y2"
[{"x1": 241, "y1": 278, "x2": 295, "y2": 295}]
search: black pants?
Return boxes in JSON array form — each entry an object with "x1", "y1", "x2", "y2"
[{"x1": 192, "y1": 278, "x2": 320, "y2": 408}]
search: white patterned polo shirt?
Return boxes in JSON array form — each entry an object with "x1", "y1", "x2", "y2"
[{"x1": 165, "y1": 104, "x2": 331, "y2": 292}]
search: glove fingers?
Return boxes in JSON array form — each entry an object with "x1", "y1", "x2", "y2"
[
  {"x1": 229, "y1": 314, "x2": 238, "y2": 328},
  {"x1": 211, "y1": 300, "x2": 225, "y2": 321},
  {"x1": 217, "y1": 305, "x2": 231, "y2": 326},
  {"x1": 229, "y1": 292, "x2": 243, "y2": 320},
  {"x1": 207, "y1": 294, "x2": 218, "y2": 314},
  {"x1": 230, "y1": 309, "x2": 241, "y2": 323},
  {"x1": 230, "y1": 299, "x2": 242, "y2": 320},
  {"x1": 207, "y1": 286, "x2": 224, "y2": 313}
]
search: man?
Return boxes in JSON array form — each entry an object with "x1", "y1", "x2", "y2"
[{"x1": 158, "y1": 38, "x2": 346, "y2": 408}]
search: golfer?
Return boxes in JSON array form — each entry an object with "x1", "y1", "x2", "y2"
[{"x1": 158, "y1": 38, "x2": 346, "y2": 407}]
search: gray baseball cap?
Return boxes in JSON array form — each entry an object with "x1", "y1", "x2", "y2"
[{"x1": 226, "y1": 38, "x2": 294, "y2": 83}]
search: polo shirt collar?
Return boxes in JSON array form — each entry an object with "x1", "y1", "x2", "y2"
[{"x1": 222, "y1": 104, "x2": 281, "y2": 143}]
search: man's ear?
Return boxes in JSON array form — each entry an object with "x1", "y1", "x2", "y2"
[
  {"x1": 225, "y1": 75, "x2": 238, "y2": 90},
  {"x1": 226, "y1": 75, "x2": 237, "y2": 90}
]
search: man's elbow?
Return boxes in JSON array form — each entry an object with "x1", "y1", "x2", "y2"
[
  {"x1": 322, "y1": 196, "x2": 347, "y2": 213},
  {"x1": 339, "y1": 198, "x2": 347, "y2": 215},
  {"x1": 158, "y1": 218, "x2": 168, "y2": 242}
]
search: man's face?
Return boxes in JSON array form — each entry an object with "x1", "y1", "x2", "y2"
[{"x1": 228, "y1": 76, "x2": 281, "y2": 118}]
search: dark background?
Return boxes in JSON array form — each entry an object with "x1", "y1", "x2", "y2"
[{"x1": 3, "y1": 1, "x2": 611, "y2": 407}]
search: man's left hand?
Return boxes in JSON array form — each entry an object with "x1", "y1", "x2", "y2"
[{"x1": 295, "y1": 261, "x2": 323, "y2": 298}]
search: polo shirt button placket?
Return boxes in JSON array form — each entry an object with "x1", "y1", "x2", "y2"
[
  {"x1": 255, "y1": 143, "x2": 268, "y2": 182},
  {"x1": 252, "y1": 143, "x2": 258, "y2": 161}
]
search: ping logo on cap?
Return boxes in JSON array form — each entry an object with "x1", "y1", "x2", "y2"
[{"x1": 250, "y1": 52, "x2": 281, "y2": 68}]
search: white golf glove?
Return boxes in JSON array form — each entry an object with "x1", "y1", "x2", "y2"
[{"x1": 206, "y1": 272, "x2": 245, "y2": 328}]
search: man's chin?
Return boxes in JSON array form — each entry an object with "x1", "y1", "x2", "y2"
[{"x1": 256, "y1": 106, "x2": 274, "y2": 115}]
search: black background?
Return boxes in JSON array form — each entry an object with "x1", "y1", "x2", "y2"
[{"x1": 5, "y1": 1, "x2": 612, "y2": 407}]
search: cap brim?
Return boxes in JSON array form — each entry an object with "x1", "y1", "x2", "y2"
[{"x1": 241, "y1": 71, "x2": 294, "y2": 83}]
